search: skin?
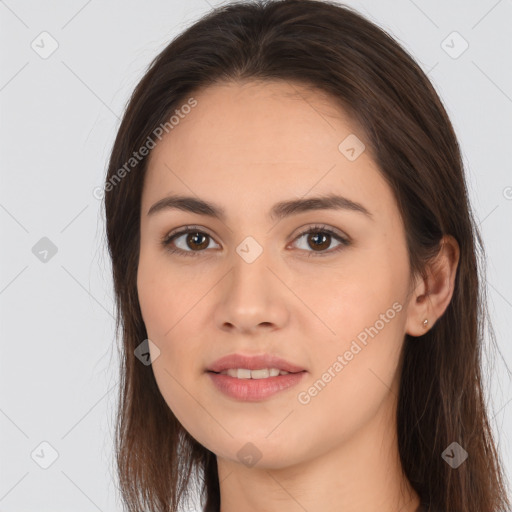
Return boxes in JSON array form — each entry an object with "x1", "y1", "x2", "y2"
[{"x1": 137, "y1": 80, "x2": 460, "y2": 512}]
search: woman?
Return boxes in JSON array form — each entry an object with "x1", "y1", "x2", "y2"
[{"x1": 103, "y1": 1, "x2": 511, "y2": 511}]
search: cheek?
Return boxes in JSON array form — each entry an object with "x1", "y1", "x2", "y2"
[
  {"x1": 137, "y1": 247, "x2": 190, "y2": 338},
  {"x1": 291, "y1": 308, "x2": 405, "y2": 457},
  {"x1": 290, "y1": 252, "x2": 406, "y2": 347},
  {"x1": 137, "y1": 255, "x2": 207, "y2": 433},
  {"x1": 294, "y1": 251, "x2": 407, "y2": 411},
  {"x1": 137, "y1": 254, "x2": 188, "y2": 396},
  {"x1": 136, "y1": 247, "x2": 211, "y2": 350}
]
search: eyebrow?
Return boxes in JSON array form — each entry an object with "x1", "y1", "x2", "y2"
[{"x1": 147, "y1": 193, "x2": 373, "y2": 221}]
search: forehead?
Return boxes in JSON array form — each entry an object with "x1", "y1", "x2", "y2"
[
  {"x1": 149, "y1": 80, "x2": 362, "y2": 168},
  {"x1": 142, "y1": 80, "x2": 394, "y2": 223}
]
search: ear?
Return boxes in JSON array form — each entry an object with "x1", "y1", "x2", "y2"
[{"x1": 405, "y1": 235, "x2": 460, "y2": 337}]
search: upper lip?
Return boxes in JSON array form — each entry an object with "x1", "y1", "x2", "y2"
[{"x1": 207, "y1": 353, "x2": 306, "y2": 373}]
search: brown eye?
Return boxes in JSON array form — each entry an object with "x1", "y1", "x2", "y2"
[
  {"x1": 162, "y1": 227, "x2": 220, "y2": 257},
  {"x1": 162, "y1": 224, "x2": 350, "y2": 258},
  {"x1": 306, "y1": 232, "x2": 332, "y2": 251},
  {"x1": 184, "y1": 232, "x2": 210, "y2": 251},
  {"x1": 292, "y1": 225, "x2": 350, "y2": 256}
]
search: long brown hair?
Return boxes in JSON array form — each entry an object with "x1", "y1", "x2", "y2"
[{"x1": 103, "y1": 1, "x2": 511, "y2": 511}]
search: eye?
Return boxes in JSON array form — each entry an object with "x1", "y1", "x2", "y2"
[
  {"x1": 161, "y1": 225, "x2": 220, "y2": 257},
  {"x1": 291, "y1": 224, "x2": 350, "y2": 257},
  {"x1": 161, "y1": 224, "x2": 350, "y2": 258}
]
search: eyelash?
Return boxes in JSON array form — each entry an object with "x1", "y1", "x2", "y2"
[{"x1": 160, "y1": 224, "x2": 350, "y2": 258}]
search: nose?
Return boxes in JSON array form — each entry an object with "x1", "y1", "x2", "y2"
[{"x1": 213, "y1": 251, "x2": 290, "y2": 335}]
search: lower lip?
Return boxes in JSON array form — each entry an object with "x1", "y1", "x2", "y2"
[{"x1": 207, "y1": 371, "x2": 307, "y2": 401}]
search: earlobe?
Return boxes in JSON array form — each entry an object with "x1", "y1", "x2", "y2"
[{"x1": 405, "y1": 235, "x2": 460, "y2": 338}]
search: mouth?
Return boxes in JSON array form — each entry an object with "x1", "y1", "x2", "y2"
[
  {"x1": 206, "y1": 353, "x2": 306, "y2": 376},
  {"x1": 207, "y1": 368, "x2": 306, "y2": 379},
  {"x1": 206, "y1": 366, "x2": 307, "y2": 401}
]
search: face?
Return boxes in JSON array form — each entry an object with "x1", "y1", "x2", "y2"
[{"x1": 137, "y1": 80, "x2": 415, "y2": 468}]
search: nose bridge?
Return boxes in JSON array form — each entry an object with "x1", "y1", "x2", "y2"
[
  {"x1": 214, "y1": 235, "x2": 289, "y2": 331},
  {"x1": 230, "y1": 236, "x2": 274, "y2": 304}
]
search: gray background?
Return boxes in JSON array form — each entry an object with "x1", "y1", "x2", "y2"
[{"x1": 1, "y1": 0, "x2": 511, "y2": 510}]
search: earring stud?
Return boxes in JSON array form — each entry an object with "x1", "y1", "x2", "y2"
[{"x1": 423, "y1": 319, "x2": 428, "y2": 328}]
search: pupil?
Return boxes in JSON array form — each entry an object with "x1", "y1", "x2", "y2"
[
  {"x1": 188, "y1": 232, "x2": 208, "y2": 250},
  {"x1": 310, "y1": 233, "x2": 330, "y2": 250}
]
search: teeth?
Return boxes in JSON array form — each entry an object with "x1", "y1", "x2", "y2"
[{"x1": 220, "y1": 368, "x2": 290, "y2": 378}]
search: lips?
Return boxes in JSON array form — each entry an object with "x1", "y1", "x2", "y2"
[{"x1": 206, "y1": 353, "x2": 306, "y2": 374}]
